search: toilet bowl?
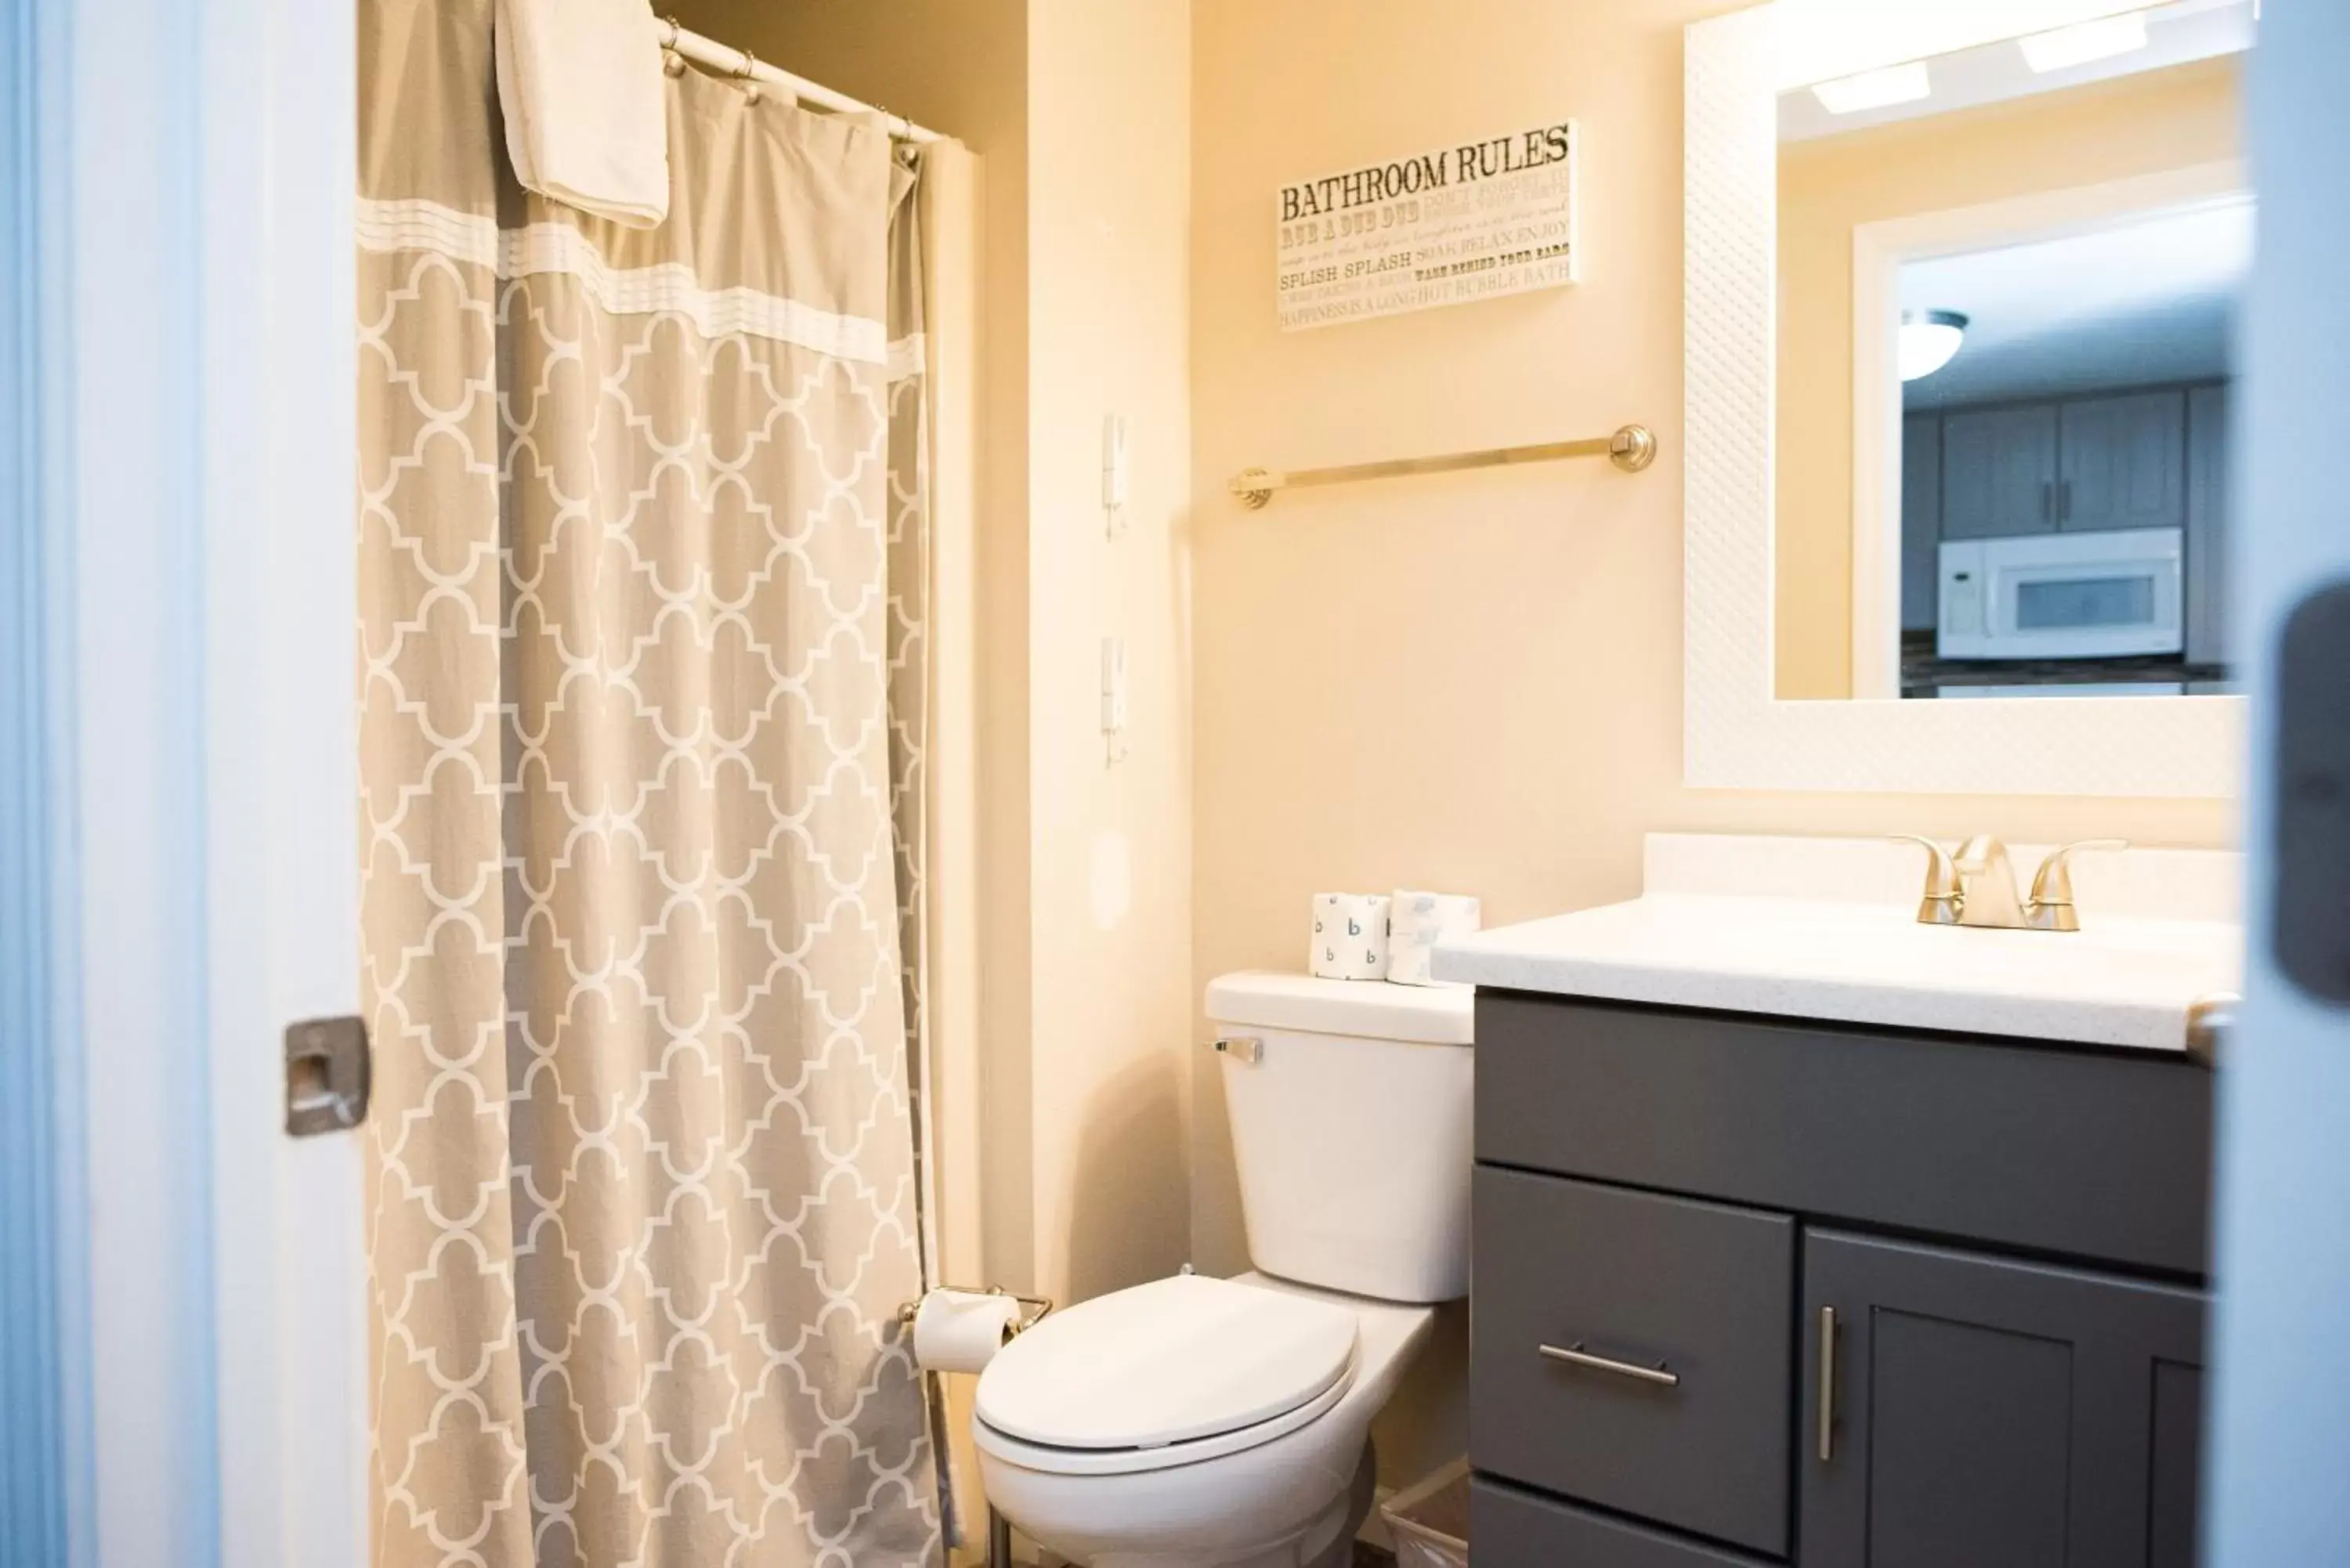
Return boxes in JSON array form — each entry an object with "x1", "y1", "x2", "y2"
[
  {"x1": 971, "y1": 972, "x2": 1474, "y2": 1567},
  {"x1": 974, "y1": 1271, "x2": 1435, "y2": 1568}
]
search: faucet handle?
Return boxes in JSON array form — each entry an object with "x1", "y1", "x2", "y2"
[
  {"x1": 2027, "y1": 838, "x2": 2129, "y2": 920},
  {"x1": 1888, "y1": 835, "x2": 1964, "y2": 924}
]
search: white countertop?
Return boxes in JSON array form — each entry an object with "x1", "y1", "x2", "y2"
[{"x1": 1432, "y1": 834, "x2": 2243, "y2": 1052}]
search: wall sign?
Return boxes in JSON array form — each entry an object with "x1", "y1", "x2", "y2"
[{"x1": 1275, "y1": 120, "x2": 1578, "y2": 331}]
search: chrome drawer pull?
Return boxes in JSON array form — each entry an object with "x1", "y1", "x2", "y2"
[{"x1": 1538, "y1": 1341, "x2": 1680, "y2": 1389}]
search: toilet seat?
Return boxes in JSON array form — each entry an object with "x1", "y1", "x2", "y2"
[{"x1": 973, "y1": 1274, "x2": 1361, "y2": 1477}]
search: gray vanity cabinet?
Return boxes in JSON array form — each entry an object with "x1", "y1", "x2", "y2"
[
  {"x1": 1470, "y1": 992, "x2": 2214, "y2": 1568},
  {"x1": 1803, "y1": 1231, "x2": 2207, "y2": 1568}
]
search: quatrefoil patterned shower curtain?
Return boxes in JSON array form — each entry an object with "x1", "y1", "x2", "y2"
[{"x1": 356, "y1": 3, "x2": 941, "y2": 1563}]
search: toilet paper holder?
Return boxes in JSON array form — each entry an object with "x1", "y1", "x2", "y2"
[{"x1": 896, "y1": 1284, "x2": 1055, "y2": 1338}]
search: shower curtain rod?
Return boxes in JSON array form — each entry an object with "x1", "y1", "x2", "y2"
[{"x1": 659, "y1": 18, "x2": 944, "y2": 143}]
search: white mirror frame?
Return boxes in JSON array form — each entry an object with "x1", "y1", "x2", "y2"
[{"x1": 1683, "y1": 3, "x2": 2244, "y2": 797}]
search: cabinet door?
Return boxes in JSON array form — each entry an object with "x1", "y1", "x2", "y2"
[
  {"x1": 2059, "y1": 389, "x2": 2186, "y2": 533},
  {"x1": 1802, "y1": 1230, "x2": 2206, "y2": 1568},
  {"x1": 1940, "y1": 403, "x2": 2058, "y2": 538},
  {"x1": 2185, "y1": 382, "x2": 2230, "y2": 666},
  {"x1": 1899, "y1": 414, "x2": 1941, "y2": 630}
]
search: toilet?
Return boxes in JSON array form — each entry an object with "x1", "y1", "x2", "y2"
[{"x1": 972, "y1": 970, "x2": 1474, "y2": 1568}]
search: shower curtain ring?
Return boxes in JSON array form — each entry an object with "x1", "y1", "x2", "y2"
[{"x1": 736, "y1": 49, "x2": 762, "y2": 104}]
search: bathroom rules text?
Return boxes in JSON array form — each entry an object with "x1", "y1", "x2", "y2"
[{"x1": 1274, "y1": 119, "x2": 1578, "y2": 331}]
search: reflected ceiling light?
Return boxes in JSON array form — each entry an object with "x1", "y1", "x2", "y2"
[
  {"x1": 1810, "y1": 60, "x2": 1932, "y2": 115},
  {"x1": 2019, "y1": 12, "x2": 2150, "y2": 73},
  {"x1": 1898, "y1": 310, "x2": 1969, "y2": 381}
]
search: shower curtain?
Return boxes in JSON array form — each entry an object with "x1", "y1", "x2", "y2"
[{"x1": 356, "y1": 4, "x2": 940, "y2": 1563}]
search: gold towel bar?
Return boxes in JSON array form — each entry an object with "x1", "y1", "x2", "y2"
[{"x1": 1228, "y1": 422, "x2": 1657, "y2": 509}]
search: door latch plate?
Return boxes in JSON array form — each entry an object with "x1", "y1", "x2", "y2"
[{"x1": 285, "y1": 1015, "x2": 371, "y2": 1136}]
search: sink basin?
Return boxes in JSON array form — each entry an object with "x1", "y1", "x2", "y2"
[{"x1": 1432, "y1": 833, "x2": 2243, "y2": 1052}]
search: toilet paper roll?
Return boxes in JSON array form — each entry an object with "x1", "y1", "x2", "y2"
[
  {"x1": 911, "y1": 1288, "x2": 1021, "y2": 1374},
  {"x1": 1309, "y1": 892, "x2": 1390, "y2": 981},
  {"x1": 1386, "y1": 890, "x2": 1482, "y2": 988}
]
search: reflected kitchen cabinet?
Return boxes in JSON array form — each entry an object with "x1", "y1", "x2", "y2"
[
  {"x1": 1899, "y1": 413, "x2": 1942, "y2": 632},
  {"x1": 2059, "y1": 389, "x2": 2188, "y2": 535},
  {"x1": 1940, "y1": 403, "x2": 2059, "y2": 539}
]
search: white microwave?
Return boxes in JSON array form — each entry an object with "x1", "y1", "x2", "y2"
[{"x1": 1937, "y1": 527, "x2": 2185, "y2": 661}]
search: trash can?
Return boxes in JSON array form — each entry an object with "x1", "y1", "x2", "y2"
[{"x1": 1379, "y1": 1458, "x2": 1470, "y2": 1568}]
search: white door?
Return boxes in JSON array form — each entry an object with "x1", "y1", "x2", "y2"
[
  {"x1": 27, "y1": 0, "x2": 369, "y2": 1563},
  {"x1": 2201, "y1": 5, "x2": 2350, "y2": 1563}
]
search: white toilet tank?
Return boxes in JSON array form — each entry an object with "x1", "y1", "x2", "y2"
[{"x1": 1206, "y1": 971, "x2": 1473, "y2": 1303}]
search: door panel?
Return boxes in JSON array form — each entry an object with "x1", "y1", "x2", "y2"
[
  {"x1": 1864, "y1": 1311, "x2": 2073, "y2": 1568},
  {"x1": 2060, "y1": 390, "x2": 2186, "y2": 534},
  {"x1": 2149, "y1": 1359, "x2": 2207, "y2": 1568},
  {"x1": 1803, "y1": 1230, "x2": 2207, "y2": 1568},
  {"x1": 1941, "y1": 403, "x2": 2057, "y2": 538},
  {"x1": 2206, "y1": 10, "x2": 2350, "y2": 1563}
]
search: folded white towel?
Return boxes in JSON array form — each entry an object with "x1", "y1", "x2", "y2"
[{"x1": 494, "y1": 0, "x2": 671, "y2": 229}]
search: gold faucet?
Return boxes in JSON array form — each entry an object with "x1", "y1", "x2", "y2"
[{"x1": 1890, "y1": 836, "x2": 2128, "y2": 931}]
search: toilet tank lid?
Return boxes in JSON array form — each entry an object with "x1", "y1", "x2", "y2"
[{"x1": 1206, "y1": 970, "x2": 1473, "y2": 1046}]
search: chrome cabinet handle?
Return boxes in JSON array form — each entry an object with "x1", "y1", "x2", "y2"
[
  {"x1": 1538, "y1": 1341, "x2": 1680, "y2": 1388},
  {"x1": 1817, "y1": 1306, "x2": 1838, "y2": 1462}
]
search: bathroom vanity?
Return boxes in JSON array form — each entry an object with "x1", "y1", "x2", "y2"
[{"x1": 1437, "y1": 835, "x2": 2240, "y2": 1568}]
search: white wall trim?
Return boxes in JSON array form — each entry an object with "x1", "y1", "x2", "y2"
[
  {"x1": 201, "y1": 0, "x2": 367, "y2": 1565},
  {"x1": 60, "y1": 0, "x2": 367, "y2": 1563},
  {"x1": 1683, "y1": 2, "x2": 2243, "y2": 797}
]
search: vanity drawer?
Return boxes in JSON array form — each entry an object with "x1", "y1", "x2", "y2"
[
  {"x1": 1473, "y1": 1476, "x2": 1777, "y2": 1568},
  {"x1": 1471, "y1": 1166, "x2": 1794, "y2": 1555}
]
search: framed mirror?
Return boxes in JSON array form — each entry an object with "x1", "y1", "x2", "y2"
[{"x1": 1685, "y1": 1, "x2": 2251, "y2": 795}]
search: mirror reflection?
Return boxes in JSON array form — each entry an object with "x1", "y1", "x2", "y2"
[{"x1": 1773, "y1": 2, "x2": 2254, "y2": 701}]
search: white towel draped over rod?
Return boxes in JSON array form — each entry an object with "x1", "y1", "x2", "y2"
[{"x1": 658, "y1": 17, "x2": 943, "y2": 143}]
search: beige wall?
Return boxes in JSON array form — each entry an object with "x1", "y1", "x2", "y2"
[
  {"x1": 1191, "y1": 0, "x2": 2236, "y2": 1489},
  {"x1": 1021, "y1": 0, "x2": 1198, "y2": 1308},
  {"x1": 1776, "y1": 59, "x2": 2243, "y2": 699},
  {"x1": 671, "y1": 0, "x2": 1198, "y2": 1314}
]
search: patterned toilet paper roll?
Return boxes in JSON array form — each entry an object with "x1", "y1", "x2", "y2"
[
  {"x1": 1309, "y1": 892, "x2": 1391, "y2": 981},
  {"x1": 1386, "y1": 890, "x2": 1482, "y2": 987}
]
